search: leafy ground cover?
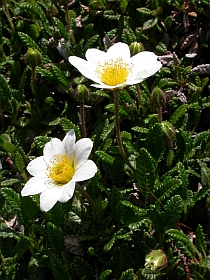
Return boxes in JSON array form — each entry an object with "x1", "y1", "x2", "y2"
[{"x1": 1, "y1": 0, "x2": 210, "y2": 279}]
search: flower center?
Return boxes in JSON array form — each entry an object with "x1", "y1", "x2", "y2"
[
  {"x1": 47, "y1": 154, "x2": 74, "y2": 184},
  {"x1": 96, "y1": 58, "x2": 132, "y2": 86}
]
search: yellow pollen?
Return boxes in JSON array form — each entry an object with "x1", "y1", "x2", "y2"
[
  {"x1": 47, "y1": 154, "x2": 74, "y2": 184},
  {"x1": 96, "y1": 58, "x2": 132, "y2": 86}
]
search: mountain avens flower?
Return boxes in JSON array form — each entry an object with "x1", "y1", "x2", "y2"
[
  {"x1": 21, "y1": 130, "x2": 97, "y2": 211},
  {"x1": 68, "y1": 42, "x2": 162, "y2": 90}
]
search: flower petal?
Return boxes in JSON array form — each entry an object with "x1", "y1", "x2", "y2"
[
  {"x1": 62, "y1": 129, "x2": 75, "y2": 163},
  {"x1": 73, "y1": 160, "x2": 97, "y2": 182},
  {"x1": 27, "y1": 156, "x2": 46, "y2": 177},
  {"x1": 43, "y1": 138, "x2": 64, "y2": 160},
  {"x1": 74, "y1": 138, "x2": 93, "y2": 170},
  {"x1": 40, "y1": 187, "x2": 63, "y2": 211},
  {"x1": 86, "y1": 48, "x2": 107, "y2": 65},
  {"x1": 21, "y1": 177, "x2": 49, "y2": 196},
  {"x1": 130, "y1": 51, "x2": 162, "y2": 80},
  {"x1": 90, "y1": 82, "x2": 126, "y2": 90},
  {"x1": 107, "y1": 42, "x2": 130, "y2": 60},
  {"x1": 58, "y1": 180, "x2": 75, "y2": 203},
  {"x1": 68, "y1": 56, "x2": 101, "y2": 83}
]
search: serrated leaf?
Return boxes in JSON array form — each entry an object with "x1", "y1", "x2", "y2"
[
  {"x1": 32, "y1": 135, "x2": 51, "y2": 150},
  {"x1": 143, "y1": 18, "x2": 158, "y2": 30},
  {"x1": 103, "y1": 234, "x2": 116, "y2": 252},
  {"x1": 0, "y1": 187, "x2": 20, "y2": 211},
  {"x1": 46, "y1": 222, "x2": 64, "y2": 253},
  {"x1": 137, "y1": 7, "x2": 152, "y2": 15},
  {"x1": 21, "y1": 196, "x2": 40, "y2": 221},
  {"x1": 1, "y1": 179, "x2": 21, "y2": 187},
  {"x1": 196, "y1": 224, "x2": 206, "y2": 256},
  {"x1": 99, "y1": 269, "x2": 112, "y2": 280},
  {"x1": 96, "y1": 150, "x2": 115, "y2": 165},
  {"x1": 50, "y1": 254, "x2": 72, "y2": 280},
  {"x1": 136, "y1": 148, "x2": 156, "y2": 197},
  {"x1": 14, "y1": 151, "x2": 25, "y2": 173},
  {"x1": 169, "y1": 104, "x2": 188, "y2": 126},
  {"x1": 119, "y1": 268, "x2": 134, "y2": 280}
]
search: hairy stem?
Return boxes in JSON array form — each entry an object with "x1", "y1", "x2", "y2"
[
  {"x1": 75, "y1": 183, "x2": 103, "y2": 227},
  {"x1": 64, "y1": 4, "x2": 76, "y2": 45},
  {"x1": 114, "y1": 91, "x2": 134, "y2": 172},
  {"x1": 80, "y1": 102, "x2": 87, "y2": 138},
  {"x1": 2, "y1": 0, "x2": 15, "y2": 34}
]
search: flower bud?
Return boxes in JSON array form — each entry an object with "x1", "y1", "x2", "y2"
[
  {"x1": 76, "y1": 84, "x2": 89, "y2": 103},
  {"x1": 129, "y1": 42, "x2": 144, "y2": 56},
  {"x1": 25, "y1": 48, "x2": 43, "y2": 69},
  {"x1": 151, "y1": 87, "x2": 166, "y2": 108},
  {"x1": 44, "y1": 97, "x2": 55, "y2": 105},
  {"x1": 145, "y1": 249, "x2": 167, "y2": 271},
  {"x1": 161, "y1": 121, "x2": 176, "y2": 139}
]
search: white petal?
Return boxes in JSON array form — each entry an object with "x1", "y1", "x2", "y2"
[
  {"x1": 58, "y1": 180, "x2": 75, "y2": 203},
  {"x1": 43, "y1": 138, "x2": 64, "y2": 160},
  {"x1": 21, "y1": 177, "x2": 49, "y2": 196},
  {"x1": 90, "y1": 82, "x2": 126, "y2": 89},
  {"x1": 27, "y1": 156, "x2": 46, "y2": 177},
  {"x1": 74, "y1": 138, "x2": 93, "y2": 170},
  {"x1": 68, "y1": 56, "x2": 101, "y2": 83},
  {"x1": 86, "y1": 48, "x2": 107, "y2": 65},
  {"x1": 130, "y1": 51, "x2": 162, "y2": 80},
  {"x1": 107, "y1": 42, "x2": 130, "y2": 60},
  {"x1": 40, "y1": 187, "x2": 63, "y2": 211},
  {"x1": 62, "y1": 129, "x2": 75, "y2": 163},
  {"x1": 73, "y1": 160, "x2": 97, "y2": 182}
]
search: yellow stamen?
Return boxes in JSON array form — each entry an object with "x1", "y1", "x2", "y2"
[
  {"x1": 47, "y1": 154, "x2": 74, "y2": 184},
  {"x1": 96, "y1": 58, "x2": 132, "y2": 86}
]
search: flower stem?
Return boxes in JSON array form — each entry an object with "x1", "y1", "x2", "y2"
[
  {"x1": 80, "y1": 102, "x2": 87, "y2": 138},
  {"x1": 114, "y1": 91, "x2": 134, "y2": 172},
  {"x1": 75, "y1": 183, "x2": 103, "y2": 227},
  {"x1": 64, "y1": 4, "x2": 76, "y2": 45},
  {"x1": 135, "y1": 84, "x2": 146, "y2": 115},
  {"x1": 2, "y1": 0, "x2": 15, "y2": 35}
]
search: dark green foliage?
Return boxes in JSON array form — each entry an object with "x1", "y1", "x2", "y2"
[
  {"x1": 136, "y1": 148, "x2": 156, "y2": 197},
  {"x1": 1, "y1": 0, "x2": 210, "y2": 279},
  {"x1": 50, "y1": 254, "x2": 72, "y2": 280}
]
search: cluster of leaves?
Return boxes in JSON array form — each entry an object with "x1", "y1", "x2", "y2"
[{"x1": 1, "y1": 0, "x2": 210, "y2": 279}]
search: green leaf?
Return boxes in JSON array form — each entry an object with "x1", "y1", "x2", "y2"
[
  {"x1": 196, "y1": 224, "x2": 206, "y2": 256},
  {"x1": 143, "y1": 18, "x2": 158, "y2": 30},
  {"x1": 46, "y1": 222, "x2": 64, "y2": 253},
  {"x1": 72, "y1": 256, "x2": 95, "y2": 280},
  {"x1": 18, "y1": 32, "x2": 41, "y2": 52},
  {"x1": 84, "y1": 34, "x2": 99, "y2": 52},
  {"x1": 21, "y1": 196, "x2": 40, "y2": 221},
  {"x1": 50, "y1": 254, "x2": 72, "y2": 280},
  {"x1": 1, "y1": 179, "x2": 21, "y2": 187},
  {"x1": 32, "y1": 135, "x2": 51, "y2": 150},
  {"x1": 14, "y1": 151, "x2": 25, "y2": 173},
  {"x1": 53, "y1": 17, "x2": 68, "y2": 40},
  {"x1": 60, "y1": 118, "x2": 81, "y2": 139},
  {"x1": 136, "y1": 148, "x2": 156, "y2": 197},
  {"x1": 169, "y1": 104, "x2": 188, "y2": 126},
  {"x1": 0, "y1": 188, "x2": 20, "y2": 211},
  {"x1": 96, "y1": 150, "x2": 115, "y2": 165},
  {"x1": 103, "y1": 234, "x2": 116, "y2": 252},
  {"x1": 99, "y1": 269, "x2": 112, "y2": 280},
  {"x1": 119, "y1": 269, "x2": 134, "y2": 280},
  {"x1": 145, "y1": 123, "x2": 165, "y2": 161},
  {"x1": 177, "y1": 162, "x2": 188, "y2": 200},
  {"x1": 137, "y1": 7, "x2": 152, "y2": 16}
]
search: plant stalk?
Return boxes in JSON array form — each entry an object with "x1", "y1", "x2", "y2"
[
  {"x1": 80, "y1": 102, "x2": 87, "y2": 138},
  {"x1": 114, "y1": 91, "x2": 134, "y2": 172},
  {"x1": 64, "y1": 4, "x2": 76, "y2": 45},
  {"x1": 2, "y1": 0, "x2": 15, "y2": 34}
]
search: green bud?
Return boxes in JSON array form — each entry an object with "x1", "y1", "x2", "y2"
[
  {"x1": 151, "y1": 87, "x2": 166, "y2": 108},
  {"x1": 76, "y1": 84, "x2": 89, "y2": 103},
  {"x1": 161, "y1": 121, "x2": 176, "y2": 139},
  {"x1": 129, "y1": 42, "x2": 144, "y2": 56},
  {"x1": 25, "y1": 48, "x2": 43, "y2": 69},
  {"x1": 145, "y1": 249, "x2": 167, "y2": 271},
  {"x1": 44, "y1": 97, "x2": 55, "y2": 105}
]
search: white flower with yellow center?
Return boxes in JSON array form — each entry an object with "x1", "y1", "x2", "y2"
[
  {"x1": 68, "y1": 42, "x2": 162, "y2": 90},
  {"x1": 21, "y1": 130, "x2": 97, "y2": 212}
]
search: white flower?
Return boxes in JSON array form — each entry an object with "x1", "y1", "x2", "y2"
[
  {"x1": 68, "y1": 42, "x2": 162, "y2": 90},
  {"x1": 21, "y1": 130, "x2": 97, "y2": 212}
]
